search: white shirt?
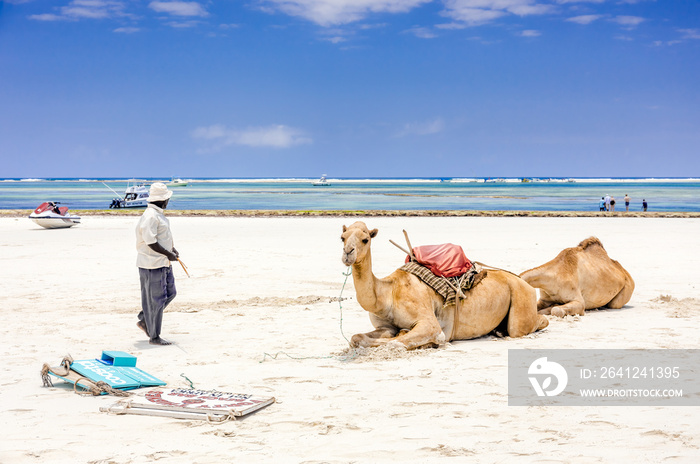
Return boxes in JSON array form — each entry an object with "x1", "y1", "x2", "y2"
[{"x1": 135, "y1": 204, "x2": 173, "y2": 269}]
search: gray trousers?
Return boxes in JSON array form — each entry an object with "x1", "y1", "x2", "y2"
[{"x1": 138, "y1": 266, "x2": 176, "y2": 340}]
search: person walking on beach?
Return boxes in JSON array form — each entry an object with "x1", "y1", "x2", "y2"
[
  {"x1": 624, "y1": 194, "x2": 631, "y2": 212},
  {"x1": 643, "y1": 199, "x2": 648, "y2": 212},
  {"x1": 599, "y1": 197, "x2": 606, "y2": 212},
  {"x1": 135, "y1": 183, "x2": 179, "y2": 345},
  {"x1": 610, "y1": 196, "x2": 616, "y2": 212},
  {"x1": 604, "y1": 194, "x2": 611, "y2": 211}
]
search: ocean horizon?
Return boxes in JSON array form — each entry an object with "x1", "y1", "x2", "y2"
[{"x1": 3, "y1": 177, "x2": 699, "y2": 212}]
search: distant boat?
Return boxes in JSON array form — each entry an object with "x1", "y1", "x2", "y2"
[
  {"x1": 29, "y1": 201, "x2": 81, "y2": 229},
  {"x1": 312, "y1": 174, "x2": 331, "y2": 186},
  {"x1": 167, "y1": 178, "x2": 188, "y2": 187},
  {"x1": 104, "y1": 179, "x2": 150, "y2": 208}
]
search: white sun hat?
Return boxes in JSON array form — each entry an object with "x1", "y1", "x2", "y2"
[{"x1": 149, "y1": 182, "x2": 173, "y2": 202}]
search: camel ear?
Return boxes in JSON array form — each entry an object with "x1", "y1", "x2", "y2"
[
  {"x1": 369, "y1": 228, "x2": 378, "y2": 238},
  {"x1": 342, "y1": 225, "x2": 347, "y2": 232}
]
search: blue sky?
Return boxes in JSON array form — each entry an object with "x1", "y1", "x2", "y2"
[{"x1": 1, "y1": 0, "x2": 698, "y2": 178}]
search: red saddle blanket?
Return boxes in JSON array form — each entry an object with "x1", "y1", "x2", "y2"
[{"x1": 405, "y1": 243, "x2": 472, "y2": 278}]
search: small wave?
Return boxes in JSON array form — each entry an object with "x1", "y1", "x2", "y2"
[{"x1": 574, "y1": 178, "x2": 700, "y2": 183}]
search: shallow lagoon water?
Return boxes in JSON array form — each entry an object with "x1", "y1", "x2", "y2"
[{"x1": 2, "y1": 178, "x2": 699, "y2": 212}]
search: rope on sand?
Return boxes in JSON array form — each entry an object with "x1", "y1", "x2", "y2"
[
  {"x1": 41, "y1": 354, "x2": 131, "y2": 397},
  {"x1": 74, "y1": 379, "x2": 132, "y2": 397},
  {"x1": 180, "y1": 373, "x2": 196, "y2": 389},
  {"x1": 41, "y1": 355, "x2": 74, "y2": 387},
  {"x1": 259, "y1": 268, "x2": 359, "y2": 363}
]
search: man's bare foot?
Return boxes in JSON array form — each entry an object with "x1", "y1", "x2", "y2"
[
  {"x1": 149, "y1": 337, "x2": 172, "y2": 346},
  {"x1": 137, "y1": 321, "x2": 148, "y2": 335}
]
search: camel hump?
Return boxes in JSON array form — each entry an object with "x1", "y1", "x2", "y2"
[{"x1": 578, "y1": 236, "x2": 604, "y2": 251}]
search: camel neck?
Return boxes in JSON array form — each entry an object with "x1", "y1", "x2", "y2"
[{"x1": 351, "y1": 251, "x2": 379, "y2": 309}]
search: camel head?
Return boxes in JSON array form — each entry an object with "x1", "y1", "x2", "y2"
[{"x1": 340, "y1": 221, "x2": 378, "y2": 266}]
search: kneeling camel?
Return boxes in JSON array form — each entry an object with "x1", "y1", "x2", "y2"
[
  {"x1": 340, "y1": 222, "x2": 548, "y2": 350},
  {"x1": 519, "y1": 237, "x2": 635, "y2": 317}
]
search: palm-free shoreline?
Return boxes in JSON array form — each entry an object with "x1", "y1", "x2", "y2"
[{"x1": 4, "y1": 209, "x2": 699, "y2": 218}]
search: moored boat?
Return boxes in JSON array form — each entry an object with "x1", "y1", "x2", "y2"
[
  {"x1": 312, "y1": 174, "x2": 331, "y2": 186},
  {"x1": 105, "y1": 179, "x2": 150, "y2": 208},
  {"x1": 29, "y1": 202, "x2": 81, "y2": 229},
  {"x1": 167, "y1": 178, "x2": 188, "y2": 187}
]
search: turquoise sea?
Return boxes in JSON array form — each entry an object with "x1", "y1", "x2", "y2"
[{"x1": 2, "y1": 178, "x2": 699, "y2": 212}]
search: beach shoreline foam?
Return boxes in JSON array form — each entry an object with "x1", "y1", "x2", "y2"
[
  {"x1": 2, "y1": 215, "x2": 699, "y2": 463},
  {"x1": 2, "y1": 209, "x2": 700, "y2": 218}
]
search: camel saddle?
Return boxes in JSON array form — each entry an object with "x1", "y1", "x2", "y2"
[
  {"x1": 396, "y1": 241, "x2": 484, "y2": 308},
  {"x1": 404, "y1": 243, "x2": 472, "y2": 278}
]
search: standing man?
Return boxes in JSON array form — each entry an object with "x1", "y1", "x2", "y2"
[
  {"x1": 642, "y1": 199, "x2": 648, "y2": 212},
  {"x1": 135, "y1": 183, "x2": 179, "y2": 345},
  {"x1": 624, "y1": 194, "x2": 631, "y2": 212},
  {"x1": 604, "y1": 194, "x2": 611, "y2": 211}
]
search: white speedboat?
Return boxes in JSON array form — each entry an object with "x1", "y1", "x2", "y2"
[
  {"x1": 312, "y1": 174, "x2": 331, "y2": 186},
  {"x1": 105, "y1": 180, "x2": 150, "y2": 208},
  {"x1": 29, "y1": 202, "x2": 81, "y2": 229},
  {"x1": 167, "y1": 178, "x2": 188, "y2": 187}
]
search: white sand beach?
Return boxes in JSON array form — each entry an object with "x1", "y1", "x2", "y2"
[{"x1": 1, "y1": 215, "x2": 699, "y2": 463}]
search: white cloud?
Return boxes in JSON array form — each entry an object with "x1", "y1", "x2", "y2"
[
  {"x1": 28, "y1": 0, "x2": 128, "y2": 21},
  {"x1": 566, "y1": 14, "x2": 603, "y2": 25},
  {"x1": 405, "y1": 26, "x2": 438, "y2": 38},
  {"x1": 555, "y1": 0, "x2": 605, "y2": 3},
  {"x1": 441, "y1": 0, "x2": 553, "y2": 26},
  {"x1": 258, "y1": 0, "x2": 431, "y2": 27},
  {"x1": 520, "y1": 29, "x2": 540, "y2": 37},
  {"x1": 395, "y1": 118, "x2": 445, "y2": 137},
  {"x1": 166, "y1": 20, "x2": 202, "y2": 28},
  {"x1": 610, "y1": 15, "x2": 645, "y2": 28},
  {"x1": 358, "y1": 22, "x2": 388, "y2": 30},
  {"x1": 148, "y1": 1, "x2": 208, "y2": 17},
  {"x1": 435, "y1": 22, "x2": 468, "y2": 29},
  {"x1": 29, "y1": 13, "x2": 64, "y2": 21},
  {"x1": 679, "y1": 28, "x2": 700, "y2": 40},
  {"x1": 317, "y1": 27, "x2": 356, "y2": 42},
  {"x1": 192, "y1": 124, "x2": 313, "y2": 149},
  {"x1": 440, "y1": 6, "x2": 505, "y2": 25},
  {"x1": 653, "y1": 40, "x2": 681, "y2": 47},
  {"x1": 114, "y1": 26, "x2": 140, "y2": 33}
]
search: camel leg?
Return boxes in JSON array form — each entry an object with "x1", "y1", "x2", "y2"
[
  {"x1": 351, "y1": 327, "x2": 399, "y2": 348},
  {"x1": 537, "y1": 298, "x2": 559, "y2": 315},
  {"x1": 606, "y1": 274, "x2": 635, "y2": 309},
  {"x1": 535, "y1": 290, "x2": 557, "y2": 315},
  {"x1": 548, "y1": 299, "x2": 585, "y2": 318},
  {"x1": 537, "y1": 300, "x2": 552, "y2": 312},
  {"x1": 353, "y1": 320, "x2": 444, "y2": 350},
  {"x1": 506, "y1": 282, "x2": 548, "y2": 337},
  {"x1": 390, "y1": 319, "x2": 445, "y2": 350}
]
